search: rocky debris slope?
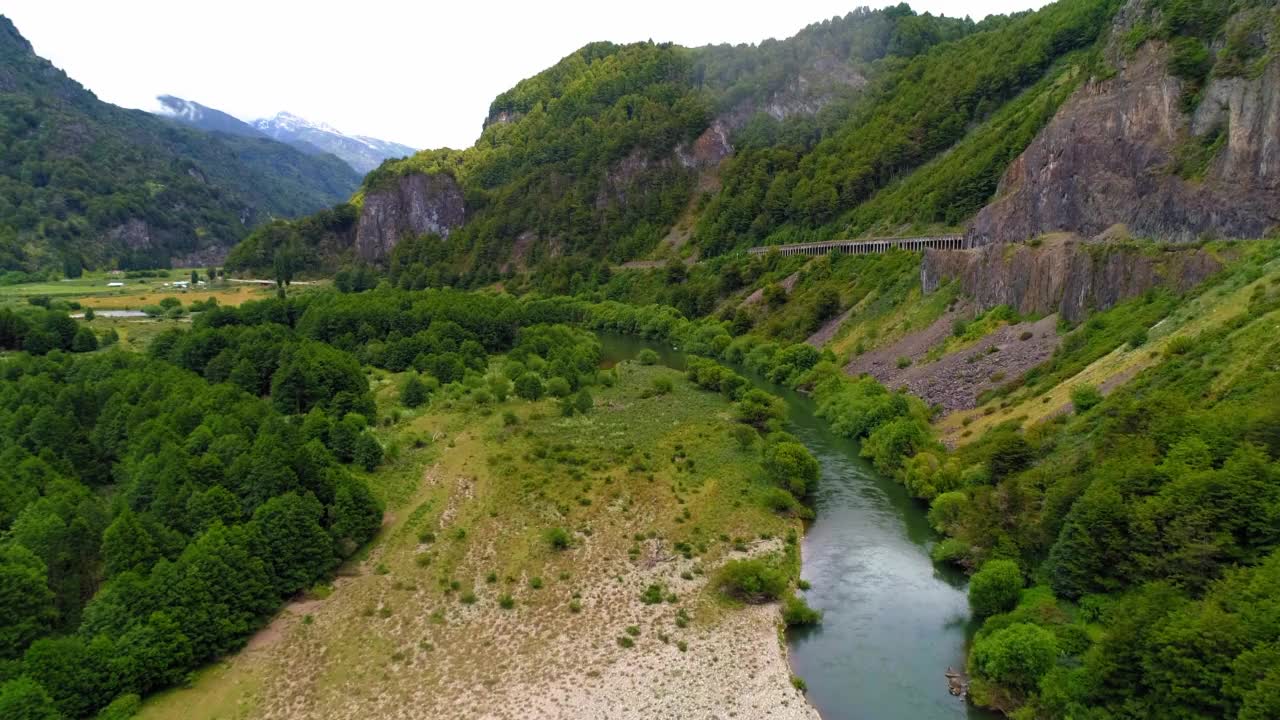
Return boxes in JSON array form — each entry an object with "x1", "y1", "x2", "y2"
[
  {"x1": 354, "y1": 173, "x2": 466, "y2": 261},
  {"x1": 921, "y1": 236, "x2": 1221, "y2": 323},
  {"x1": 970, "y1": 1, "x2": 1280, "y2": 243},
  {"x1": 847, "y1": 314, "x2": 1061, "y2": 411}
]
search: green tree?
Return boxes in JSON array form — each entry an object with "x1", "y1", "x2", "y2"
[
  {"x1": 969, "y1": 559, "x2": 1023, "y2": 617},
  {"x1": 354, "y1": 433, "x2": 383, "y2": 472},
  {"x1": 514, "y1": 373, "x2": 545, "y2": 400},
  {"x1": 573, "y1": 389, "x2": 593, "y2": 414},
  {"x1": 101, "y1": 510, "x2": 159, "y2": 577},
  {"x1": 763, "y1": 441, "x2": 820, "y2": 496},
  {"x1": 0, "y1": 543, "x2": 56, "y2": 659},
  {"x1": 0, "y1": 677, "x2": 61, "y2": 720},
  {"x1": 329, "y1": 475, "x2": 382, "y2": 554},
  {"x1": 971, "y1": 622, "x2": 1058, "y2": 691},
  {"x1": 250, "y1": 492, "x2": 334, "y2": 596},
  {"x1": 401, "y1": 374, "x2": 429, "y2": 408}
]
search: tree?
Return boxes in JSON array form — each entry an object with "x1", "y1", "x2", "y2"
[
  {"x1": 0, "y1": 543, "x2": 56, "y2": 659},
  {"x1": 0, "y1": 677, "x2": 61, "y2": 720},
  {"x1": 401, "y1": 374, "x2": 429, "y2": 408},
  {"x1": 763, "y1": 441, "x2": 820, "y2": 496},
  {"x1": 190, "y1": 270, "x2": 199, "y2": 285},
  {"x1": 514, "y1": 373, "x2": 545, "y2": 400},
  {"x1": 546, "y1": 376, "x2": 572, "y2": 398},
  {"x1": 83, "y1": 307, "x2": 95, "y2": 322},
  {"x1": 971, "y1": 622, "x2": 1058, "y2": 691},
  {"x1": 250, "y1": 493, "x2": 334, "y2": 596},
  {"x1": 329, "y1": 474, "x2": 382, "y2": 554},
  {"x1": 70, "y1": 326, "x2": 97, "y2": 351},
  {"x1": 354, "y1": 433, "x2": 383, "y2": 472},
  {"x1": 730, "y1": 424, "x2": 757, "y2": 450},
  {"x1": 573, "y1": 388, "x2": 593, "y2": 414},
  {"x1": 969, "y1": 559, "x2": 1023, "y2": 617},
  {"x1": 101, "y1": 510, "x2": 159, "y2": 577}
]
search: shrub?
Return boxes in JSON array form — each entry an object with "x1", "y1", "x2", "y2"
[
  {"x1": 650, "y1": 376, "x2": 673, "y2": 395},
  {"x1": 1069, "y1": 384, "x2": 1103, "y2": 413},
  {"x1": 498, "y1": 594, "x2": 515, "y2": 609},
  {"x1": 1127, "y1": 327, "x2": 1148, "y2": 349},
  {"x1": 717, "y1": 558, "x2": 788, "y2": 602},
  {"x1": 896, "y1": 356, "x2": 912, "y2": 369},
  {"x1": 573, "y1": 389, "x2": 593, "y2": 414},
  {"x1": 969, "y1": 559, "x2": 1023, "y2": 617},
  {"x1": 545, "y1": 526, "x2": 572, "y2": 550},
  {"x1": 514, "y1": 373, "x2": 545, "y2": 400},
  {"x1": 546, "y1": 376, "x2": 572, "y2": 398},
  {"x1": 640, "y1": 584, "x2": 664, "y2": 605},
  {"x1": 763, "y1": 441, "x2": 820, "y2": 496},
  {"x1": 616, "y1": 636, "x2": 635, "y2": 648},
  {"x1": 971, "y1": 622, "x2": 1058, "y2": 690},
  {"x1": 730, "y1": 424, "x2": 757, "y2": 450},
  {"x1": 637, "y1": 348, "x2": 659, "y2": 365},
  {"x1": 782, "y1": 594, "x2": 823, "y2": 626},
  {"x1": 401, "y1": 374, "x2": 429, "y2": 408}
]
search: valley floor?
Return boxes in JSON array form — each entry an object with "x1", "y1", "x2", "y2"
[{"x1": 137, "y1": 362, "x2": 815, "y2": 720}]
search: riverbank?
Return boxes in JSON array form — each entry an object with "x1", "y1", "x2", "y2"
[{"x1": 139, "y1": 360, "x2": 813, "y2": 719}]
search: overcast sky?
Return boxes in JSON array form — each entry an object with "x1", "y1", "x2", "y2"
[{"x1": 5, "y1": 0, "x2": 1049, "y2": 150}]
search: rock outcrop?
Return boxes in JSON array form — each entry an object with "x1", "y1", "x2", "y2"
[
  {"x1": 354, "y1": 173, "x2": 466, "y2": 261},
  {"x1": 921, "y1": 237, "x2": 1222, "y2": 322},
  {"x1": 971, "y1": 3, "x2": 1280, "y2": 243}
]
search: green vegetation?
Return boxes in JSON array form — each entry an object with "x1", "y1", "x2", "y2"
[{"x1": 0, "y1": 17, "x2": 358, "y2": 272}]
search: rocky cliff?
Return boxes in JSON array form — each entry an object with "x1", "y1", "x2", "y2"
[
  {"x1": 921, "y1": 237, "x2": 1222, "y2": 322},
  {"x1": 354, "y1": 173, "x2": 466, "y2": 261},
  {"x1": 970, "y1": 2, "x2": 1280, "y2": 243}
]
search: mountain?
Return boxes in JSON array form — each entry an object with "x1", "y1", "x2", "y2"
[
  {"x1": 0, "y1": 15, "x2": 361, "y2": 272},
  {"x1": 154, "y1": 94, "x2": 266, "y2": 140},
  {"x1": 251, "y1": 112, "x2": 417, "y2": 174},
  {"x1": 228, "y1": 0, "x2": 1279, "y2": 286}
]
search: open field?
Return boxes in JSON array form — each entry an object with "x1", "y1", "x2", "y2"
[{"x1": 139, "y1": 361, "x2": 814, "y2": 720}]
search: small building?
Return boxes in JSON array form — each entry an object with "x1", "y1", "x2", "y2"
[{"x1": 106, "y1": 282, "x2": 124, "y2": 287}]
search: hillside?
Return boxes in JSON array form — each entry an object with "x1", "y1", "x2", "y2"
[
  {"x1": 0, "y1": 16, "x2": 361, "y2": 274},
  {"x1": 229, "y1": 0, "x2": 1280, "y2": 285}
]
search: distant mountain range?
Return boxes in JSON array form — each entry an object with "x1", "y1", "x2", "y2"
[
  {"x1": 155, "y1": 96, "x2": 415, "y2": 175},
  {"x1": 0, "y1": 15, "x2": 361, "y2": 272}
]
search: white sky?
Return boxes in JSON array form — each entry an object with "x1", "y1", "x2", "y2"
[{"x1": 4, "y1": 0, "x2": 1048, "y2": 150}]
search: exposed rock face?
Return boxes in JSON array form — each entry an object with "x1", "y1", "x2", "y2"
[
  {"x1": 675, "y1": 120, "x2": 733, "y2": 169},
  {"x1": 921, "y1": 237, "x2": 1222, "y2": 322},
  {"x1": 355, "y1": 173, "x2": 466, "y2": 261},
  {"x1": 971, "y1": 21, "x2": 1280, "y2": 243}
]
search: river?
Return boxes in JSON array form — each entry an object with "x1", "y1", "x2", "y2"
[{"x1": 597, "y1": 333, "x2": 994, "y2": 720}]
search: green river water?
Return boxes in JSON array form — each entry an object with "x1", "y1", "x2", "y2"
[{"x1": 598, "y1": 333, "x2": 996, "y2": 720}]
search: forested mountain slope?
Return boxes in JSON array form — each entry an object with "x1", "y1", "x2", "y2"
[
  {"x1": 0, "y1": 17, "x2": 361, "y2": 274},
  {"x1": 230, "y1": 0, "x2": 1280, "y2": 286}
]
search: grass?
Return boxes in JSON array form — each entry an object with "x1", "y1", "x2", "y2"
[
  {"x1": 938, "y1": 242, "x2": 1280, "y2": 444},
  {"x1": 139, "y1": 356, "x2": 800, "y2": 719}
]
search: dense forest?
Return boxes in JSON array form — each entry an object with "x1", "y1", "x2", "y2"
[{"x1": 0, "y1": 16, "x2": 360, "y2": 275}]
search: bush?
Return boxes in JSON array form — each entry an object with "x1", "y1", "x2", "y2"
[
  {"x1": 763, "y1": 441, "x2": 820, "y2": 496},
  {"x1": 546, "y1": 377, "x2": 572, "y2": 398},
  {"x1": 730, "y1": 424, "x2": 757, "y2": 450},
  {"x1": 498, "y1": 594, "x2": 515, "y2": 609},
  {"x1": 1127, "y1": 327, "x2": 1148, "y2": 349},
  {"x1": 401, "y1": 374, "x2": 429, "y2": 408},
  {"x1": 650, "y1": 376, "x2": 673, "y2": 395},
  {"x1": 514, "y1": 373, "x2": 545, "y2": 400},
  {"x1": 969, "y1": 559, "x2": 1023, "y2": 617},
  {"x1": 1069, "y1": 384, "x2": 1103, "y2": 413},
  {"x1": 896, "y1": 356, "x2": 912, "y2": 369},
  {"x1": 971, "y1": 622, "x2": 1058, "y2": 690},
  {"x1": 545, "y1": 527, "x2": 572, "y2": 551},
  {"x1": 637, "y1": 348, "x2": 659, "y2": 365},
  {"x1": 717, "y1": 558, "x2": 788, "y2": 603},
  {"x1": 782, "y1": 594, "x2": 823, "y2": 626}
]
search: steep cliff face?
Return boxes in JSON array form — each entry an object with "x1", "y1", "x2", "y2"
[
  {"x1": 922, "y1": 237, "x2": 1222, "y2": 322},
  {"x1": 971, "y1": 3, "x2": 1280, "y2": 243},
  {"x1": 354, "y1": 173, "x2": 466, "y2": 261}
]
